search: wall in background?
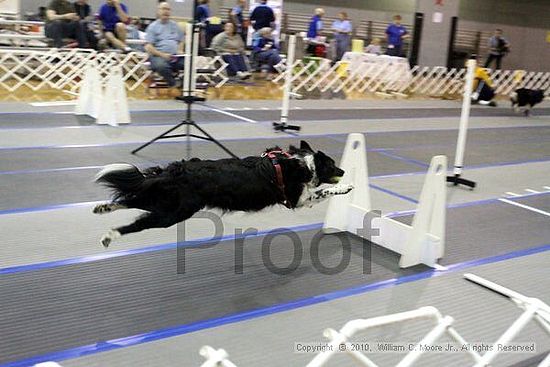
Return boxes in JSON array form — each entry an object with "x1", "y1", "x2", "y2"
[
  {"x1": 20, "y1": 0, "x2": 549, "y2": 70},
  {"x1": 458, "y1": 0, "x2": 550, "y2": 29},
  {"x1": 459, "y1": 19, "x2": 550, "y2": 72}
]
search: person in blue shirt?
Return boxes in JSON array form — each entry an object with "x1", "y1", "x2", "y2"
[
  {"x1": 252, "y1": 27, "x2": 282, "y2": 76},
  {"x1": 195, "y1": 0, "x2": 210, "y2": 23},
  {"x1": 99, "y1": 0, "x2": 130, "y2": 52},
  {"x1": 250, "y1": 0, "x2": 275, "y2": 31},
  {"x1": 385, "y1": 14, "x2": 408, "y2": 57},
  {"x1": 331, "y1": 12, "x2": 352, "y2": 61},
  {"x1": 307, "y1": 8, "x2": 324, "y2": 39},
  {"x1": 145, "y1": 2, "x2": 185, "y2": 88},
  {"x1": 230, "y1": 0, "x2": 246, "y2": 41}
]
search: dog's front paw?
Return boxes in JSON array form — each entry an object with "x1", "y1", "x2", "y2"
[
  {"x1": 335, "y1": 183, "x2": 354, "y2": 195},
  {"x1": 100, "y1": 229, "x2": 120, "y2": 248}
]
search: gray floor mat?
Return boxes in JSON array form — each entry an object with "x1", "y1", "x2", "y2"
[
  {"x1": 1, "y1": 107, "x2": 548, "y2": 128},
  {"x1": 1, "y1": 199, "x2": 550, "y2": 364},
  {"x1": 0, "y1": 230, "x2": 421, "y2": 364}
]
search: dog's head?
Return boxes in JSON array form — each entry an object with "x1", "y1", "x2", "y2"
[{"x1": 289, "y1": 141, "x2": 345, "y2": 185}]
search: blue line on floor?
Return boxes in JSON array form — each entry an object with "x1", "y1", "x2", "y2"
[
  {"x1": 377, "y1": 150, "x2": 430, "y2": 168},
  {"x1": 0, "y1": 223, "x2": 323, "y2": 275},
  {"x1": 3, "y1": 242, "x2": 549, "y2": 367},
  {"x1": 369, "y1": 183, "x2": 419, "y2": 204},
  {"x1": 0, "y1": 132, "x2": 348, "y2": 151},
  {"x1": 385, "y1": 189, "x2": 550, "y2": 218},
  {"x1": 0, "y1": 165, "x2": 103, "y2": 175},
  {"x1": 0, "y1": 201, "x2": 104, "y2": 216}
]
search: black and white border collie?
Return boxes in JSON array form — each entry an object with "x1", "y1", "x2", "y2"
[
  {"x1": 94, "y1": 141, "x2": 353, "y2": 247},
  {"x1": 510, "y1": 88, "x2": 545, "y2": 116}
]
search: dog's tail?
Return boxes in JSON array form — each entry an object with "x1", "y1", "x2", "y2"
[{"x1": 95, "y1": 163, "x2": 146, "y2": 199}]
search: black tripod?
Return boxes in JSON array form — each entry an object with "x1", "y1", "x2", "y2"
[{"x1": 131, "y1": 7, "x2": 237, "y2": 159}]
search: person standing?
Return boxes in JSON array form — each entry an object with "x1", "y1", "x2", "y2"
[
  {"x1": 250, "y1": 0, "x2": 275, "y2": 32},
  {"x1": 484, "y1": 29, "x2": 510, "y2": 70},
  {"x1": 230, "y1": 0, "x2": 247, "y2": 41},
  {"x1": 331, "y1": 12, "x2": 352, "y2": 61},
  {"x1": 307, "y1": 8, "x2": 324, "y2": 40},
  {"x1": 385, "y1": 14, "x2": 408, "y2": 57}
]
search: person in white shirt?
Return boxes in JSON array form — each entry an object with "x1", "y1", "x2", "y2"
[{"x1": 365, "y1": 38, "x2": 382, "y2": 55}]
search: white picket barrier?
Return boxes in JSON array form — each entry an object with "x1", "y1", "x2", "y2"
[
  {"x1": 0, "y1": 49, "x2": 229, "y2": 93},
  {"x1": 323, "y1": 133, "x2": 447, "y2": 268},
  {"x1": 199, "y1": 274, "x2": 550, "y2": 367},
  {"x1": 271, "y1": 58, "x2": 550, "y2": 98}
]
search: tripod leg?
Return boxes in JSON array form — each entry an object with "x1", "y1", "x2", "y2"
[
  {"x1": 131, "y1": 120, "x2": 188, "y2": 154},
  {"x1": 192, "y1": 122, "x2": 239, "y2": 159}
]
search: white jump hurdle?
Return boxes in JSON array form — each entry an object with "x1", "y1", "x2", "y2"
[
  {"x1": 199, "y1": 346, "x2": 238, "y2": 367},
  {"x1": 464, "y1": 273, "x2": 550, "y2": 367},
  {"x1": 323, "y1": 133, "x2": 447, "y2": 268},
  {"x1": 307, "y1": 274, "x2": 550, "y2": 367},
  {"x1": 306, "y1": 306, "x2": 482, "y2": 367}
]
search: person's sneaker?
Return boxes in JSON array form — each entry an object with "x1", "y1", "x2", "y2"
[{"x1": 237, "y1": 71, "x2": 251, "y2": 80}]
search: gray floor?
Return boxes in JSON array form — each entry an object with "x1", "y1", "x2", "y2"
[
  {"x1": 61, "y1": 252, "x2": 550, "y2": 367},
  {"x1": 2, "y1": 106, "x2": 549, "y2": 128},
  {"x1": 0, "y1": 99, "x2": 549, "y2": 367}
]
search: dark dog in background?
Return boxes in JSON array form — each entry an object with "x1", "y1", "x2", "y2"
[
  {"x1": 510, "y1": 88, "x2": 545, "y2": 116},
  {"x1": 94, "y1": 141, "x2": 352, "y2": 247}
]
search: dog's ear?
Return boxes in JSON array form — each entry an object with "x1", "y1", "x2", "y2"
[
  {"x1": 288, "y1": 145, "x2": 298, "y2": 154},
  {"x1": 300, "y1": 140, "x2": 314, "y2": 152}
]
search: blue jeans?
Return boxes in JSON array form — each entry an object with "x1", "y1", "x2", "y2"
[
  {"x1": 45, "y1": 20, "x2": 88, "y2": 48},
  {"x1": 221, "y1": 54, "x2": 248, "y2": 76},
  {"x1": 334, "y1": 34, "x2": 350, "y2": 61},
  {"x1": 255, "y1": 49, "x2": 282, "y2": 72},
  {"x1": 150, "y1": 56, "x2": 184, "y2": 87},
  {"x1": 386, "y1": 44, "x2": 403, "y2": 57}
]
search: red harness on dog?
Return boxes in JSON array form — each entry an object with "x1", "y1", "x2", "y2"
[{"x1": 262, "y1": 149, "x2": 292, "y2": 208}]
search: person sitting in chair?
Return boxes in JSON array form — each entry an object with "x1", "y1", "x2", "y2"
[
  {"x1": 252, "y1": 27, "x2": 281, "y2": 77},
  {"x1": 98, "y1": 0, "x2": 131, "y2": 52},
  {"x1": 144, "y1": 2, "x2": 185, "y2": 88},
  {"x1": 45, "y1": 0, "x2": 89, "y2": 48},
  {"x1": 211, "y1": 22, "x2": 251, "y2": 80}
]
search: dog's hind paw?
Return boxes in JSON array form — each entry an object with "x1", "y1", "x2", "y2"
[
  {"x1": 93, "y1": 203, "x2": 125, "y2": 214},
  {"x1": 100, "y1": 229, "x2": 121, "y2": 248},
  {"x1": 94, "y1": 203, "x2": 112, "y2": 214}
]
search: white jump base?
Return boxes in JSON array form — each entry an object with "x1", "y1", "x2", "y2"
[{"x1": 323, "y1": 133, "x2": 446, "y2": 268}]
